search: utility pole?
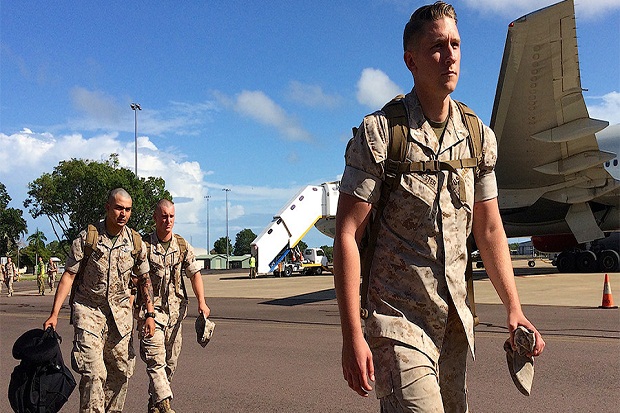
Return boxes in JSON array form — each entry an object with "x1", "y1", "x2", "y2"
[{"x1": 222, "y1": 188, "x2": 231, "y2": 269}]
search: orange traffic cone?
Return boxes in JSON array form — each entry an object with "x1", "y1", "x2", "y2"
[{"x1": 599, "y1": 274, "x2": 618, "y2": 309}]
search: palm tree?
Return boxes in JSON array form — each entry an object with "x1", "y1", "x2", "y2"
[{"x1": 27, "y1": 228, "x2": 47, "y2": 263}]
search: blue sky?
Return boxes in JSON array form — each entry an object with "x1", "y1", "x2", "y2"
[{"x1": 1, "y1": 0, "x2": 619, "y2": 252}]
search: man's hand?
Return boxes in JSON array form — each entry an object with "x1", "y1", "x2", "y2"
[
  {"x1": 43, "y1": 314, "x2": 58, "y2": 331},
  {"x1": 342, "y1": 335, "x2": 375, "y2": 397},
  {"x1": 143, "y1": 317, "x2": 155, "y2": 338},
  {"x1": 198, "y1": 301, "x2": 211, "y2": 318},
  {"x1": 507, "y1": 311, "x2": 545, "y2": 357}
]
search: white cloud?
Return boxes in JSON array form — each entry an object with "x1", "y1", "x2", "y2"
[
  {"x1": 356, "y1": 68, "x2": 403, "y2": 109},
  {"x1": 67, "y1": 87, "x2": 216, "y2": 137},
  {"x1": 461, "y1": 0, "x2": 620, "y2": 20},
  {"x1": 287, "y1": 80, "x2": 342, "y2": 108},
  {"x1": 233, "y1": 90, "x2": 313, "y2": 142},
  {"x1": 588, "y1": 91, "x2": 620, "y2": 125}
]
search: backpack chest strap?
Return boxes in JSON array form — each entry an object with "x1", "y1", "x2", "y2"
[{"x1": 385, "y1": 157, "x2": 478, "y2": 201}]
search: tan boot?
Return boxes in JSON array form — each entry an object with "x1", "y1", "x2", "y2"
[{"x1": 155, "y1": 398, "x2": 175, "y2": 413}]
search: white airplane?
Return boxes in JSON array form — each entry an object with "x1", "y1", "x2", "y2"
[{"x1": 490, "y1": 0, "x2": 619, "y2": 272}]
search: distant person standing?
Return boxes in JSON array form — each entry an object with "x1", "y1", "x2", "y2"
[
  {"x1": 137, "y1": 199, "x2": 211, "y2": 413},
  {"x1": 249, "y1": 254, "x2": 256, "y2": 279},
  {"x1": 1, "y1": 260, "x2": 5, "y2": 294},
  {"x1": 47, "y1": 257, "x2": 58, "y2": 292},
  {"x1": 35, "y1": 256, "x2": 46, "y2": 296},
  {"x1": 5, "y1": 257, "x2": 16, "y2": 296}
]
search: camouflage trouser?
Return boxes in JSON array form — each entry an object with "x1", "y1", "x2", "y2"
[
  {"x1": 138, "y1": 316, "x2": 183, "y2": 404},
  {"x1": 37, "y1": 276, "x2": 45, "y2": 295},
  {"x1": 71, "y1": 319, "x2": 136, "y2": 413},
  {"x1": 48, "y1": 273, "x2": 56, "y2": 290},
  {"x1": 6, "y1": 277, "x2": 13, "y2": 296},
  {"x1": 369, "y1": 304, "x2": 469, "y2": 413}
]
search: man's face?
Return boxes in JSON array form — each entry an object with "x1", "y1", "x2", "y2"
[
  {"x1": 154, "y1": 203, "x2": 175, "y2": 239},
  {"x1": 105, "y1": 195, "x2": 132, "y2": 232},
  {"x1": 405, "y1": 16, "x2": 460, "y2": 97}
]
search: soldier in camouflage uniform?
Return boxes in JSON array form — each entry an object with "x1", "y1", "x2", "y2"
[
  {"x1": 35, "y1": 256, "x2": 46, "y2": 296},
  {"x1": 333, "y1": 3, "x2": 545, "y2": 412},
  {"x1": 137, "y1": 199, "x2": 211, "y2": 413},
  {"x1": 44, "y1": 188, "x2": 157, "y2": 413},
  {"x1": 5, "y1": 257, "x2": 16, "y2": 296}
]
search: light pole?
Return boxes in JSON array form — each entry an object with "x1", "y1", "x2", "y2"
[
  {"x1": 222, "y1": 188, "x2": 231, "y2": 269},
  {"x1": 204, "y1": 195, "x2": 211, "y2": 254},
  {"x1": 130, "y1": 103, "x2": 142, "y2": 176}
]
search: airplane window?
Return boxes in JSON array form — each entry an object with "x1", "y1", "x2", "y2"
[
  {"x1": 614, "y1": 160, "x2": 618, "y2": 166},
  {"x1": 606, "y1": 161, "x2": 610, "y2": 167}
]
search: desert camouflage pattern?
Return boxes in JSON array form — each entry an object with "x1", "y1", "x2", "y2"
[
  {"x1": 340, "y1": 90, "x2": 497, "y2": 408},
  {"x1": 71, "y1": 307, "x2": 136, "y2": 413},
  {"x1": 4, "y1": 261, "x2": 16, "y2": 296},
  {"x1": 65, "y1": 221, "x2": 148, "y2": 413},
  {"x1": 138, "y1": 232, "x2": 202, "y2": 403},
  {"x1": 65, "y1": 221, "x2": 149, "y2": 337}
]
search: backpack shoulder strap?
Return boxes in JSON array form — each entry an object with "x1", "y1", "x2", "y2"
[
  {"x1": 130, "y1": 229, "x2": 142, "y2": 260},
  {"x1": 360, "y1": 95, "x2": 409, "y2": 319},
  {"x1": 173, "y1": 234, "x2": 189, "y2": 300},
  {"x1": 70, "y1": 224, "x2": 99, "y2": 325},
  {"x1": 455, "y1": 100, "x2": 483, "y2": 161}
]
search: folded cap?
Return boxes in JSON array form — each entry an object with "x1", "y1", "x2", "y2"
[
  {"x1": 504, "y1": 325, "x2": 535, "y2": 396},
  {"x1": 195, "y1": 313, "x2": 215, "y2": 347}
]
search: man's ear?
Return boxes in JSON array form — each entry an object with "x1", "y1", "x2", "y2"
[{"x1": 404, "y1": 50, "x2": 416, "y2": 73}]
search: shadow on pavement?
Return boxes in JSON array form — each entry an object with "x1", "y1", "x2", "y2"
[{"x1": 260, "y1": 288, "x2": 336, "y2": 306}]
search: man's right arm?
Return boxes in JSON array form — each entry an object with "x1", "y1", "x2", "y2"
[
  {"x1": 44, "y1": 271, "x2": 76, "y2": 330},
  {"x1": 333, "y1": 192, "x2": 374, "y2": 397}
]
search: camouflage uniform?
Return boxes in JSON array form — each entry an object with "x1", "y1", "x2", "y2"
[
  {"x1": 5, "y1": 261, "x2": 16, "y2": 296},
  {"x1": 47, "y1": 260, "x2": 58, "y2": 291},
  {"x1": 137, "y1": 232, "x2": 202, "y2": 406},
  {"x1": 65, "y1": 221, "x2": 149, "y2": 413},
  {"x1": 340, "y1": 90, "x2": 498, "y2": 411}
]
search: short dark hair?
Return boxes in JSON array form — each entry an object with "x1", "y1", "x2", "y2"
[
  {"x1": 403, "y1": 1, "x2": 457, "y2": 52},
  {"x1": 107, "y1": 188, "x2": 132, "y2": 203}
]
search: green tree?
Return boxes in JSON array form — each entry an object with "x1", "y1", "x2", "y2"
[
  {"x1": 213, "y1": 236, "x2": 232, "y2": 255},
  {"x1": 27, "y1": 228, "x2": 47, "y2": 263},
  {"x1": 320, "y1": 244, "x2": 334, "y2": 262},
  {"x1": 0, "y1": 182, "x2": 28, "y2": 256},
  {"x1": 233, "y1": 228, "x2": 257, "y2": 256},
  {"x1": 24, "y1": 155, "x2": 171, "y2": 244},
  {"x1": 297, "y1": 240, "x2": 308, "y2": 251},
  {"x1": 47, "y1": 239, "x2": 69, "y2": 262}
]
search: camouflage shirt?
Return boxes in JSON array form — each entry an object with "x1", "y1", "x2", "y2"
[
  {"x1": 65, "y1": 221, "x2": 149, "y2": 337},
  {"x1": 142, "y1": 232, "x2": 202, "y2": 325},
  {"x1": 340, "y1": 90, "x2": 498, "y2": 362}
]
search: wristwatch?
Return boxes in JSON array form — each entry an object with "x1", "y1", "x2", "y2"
[{"x1": 145, "y1": 312, "x2": 156, "y2": 320}]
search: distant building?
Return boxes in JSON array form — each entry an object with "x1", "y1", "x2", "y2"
[
  {"x1": 195, "y1": 254, "x2": 251, "y2": 270},
  {"x1": 517, "y1": 240, "x2": 535, "y2": 256}
]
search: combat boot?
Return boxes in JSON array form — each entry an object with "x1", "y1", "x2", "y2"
[{"x1": 154, "y1": 398, "x2": 175, "y2": 413}]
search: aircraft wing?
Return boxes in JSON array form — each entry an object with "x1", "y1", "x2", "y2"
[{"x1": 490, "y1": 0, "x2": 620, "y2": 242}]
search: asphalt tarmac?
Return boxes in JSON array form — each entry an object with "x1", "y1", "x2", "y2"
[{"x1": 0, "y1": 263, "x2": 618, "y2": 412}]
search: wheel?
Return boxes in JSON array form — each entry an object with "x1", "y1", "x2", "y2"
[
  {"x1": 315, "y1": 267, "x2": 323, "y2": 275},
  {"x1": 528, "y1": 260, "x2": 536, "y2": 268},
  {"x1": 598, "y1": 250, "x2": 620, "y2": 272},
  {"x1": 274, "y1": 270, "x2": 281, "y2": 278},
  {"x1": 284, "y1": 266, "x2": 293, "y2": 277},
  {"x1": 556, "y1": 251, "x2": 576, "y2": 273},
  {"x1": 576, "y1": 250, "x2": 597, "y2": 273},
  {"x1": 475, "y1": 261, "x2": 484, "y2": 269}
]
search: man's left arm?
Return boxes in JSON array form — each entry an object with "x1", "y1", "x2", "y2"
[
  {"x1": 472, "y1": 197, "x2": 545, "y2": 356},
  {"x1": 190, "y1": 272, "x2": 210, "y2": 317}
]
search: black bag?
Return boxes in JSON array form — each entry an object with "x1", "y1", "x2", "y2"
[{"x1": 8, "y1": 327, "x2": 76, "y2": 413}]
